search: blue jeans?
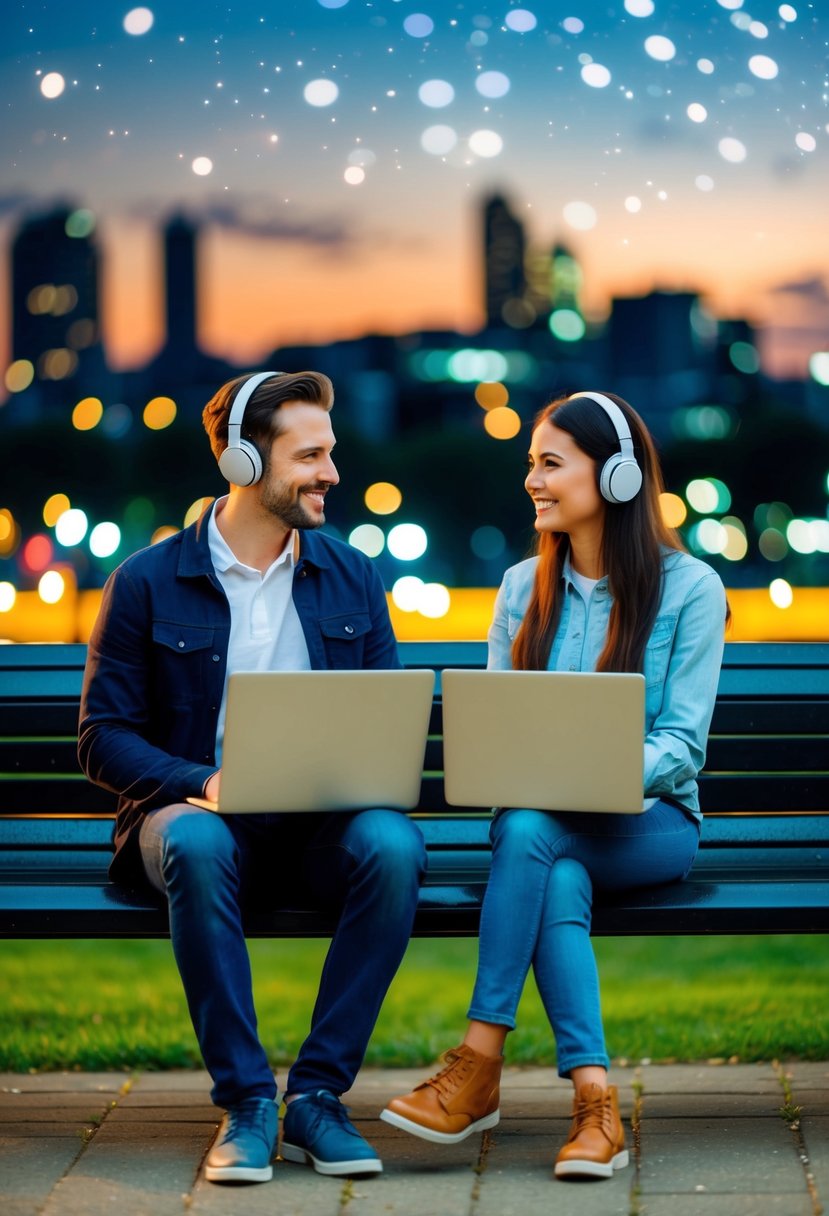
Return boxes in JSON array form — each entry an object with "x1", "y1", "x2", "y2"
[
  {"x1": 139, "y1": 805, "x2": 426, "y2": 1107},
  {"x1": 467, "y1": 801, "x2": 699, "y2": 1077}
]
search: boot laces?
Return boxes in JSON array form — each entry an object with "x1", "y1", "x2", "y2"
[
  {"x1": 427, "y1": 1048, "x2": 476, "y2": 1099},
  {"x1": 570, "y1": 1090, "x2": 611, "y2": 1140}
]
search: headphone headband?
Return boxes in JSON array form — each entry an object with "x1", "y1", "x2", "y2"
[
  {"x1": 567, "y1": 390, "x2": 643, "y2": 504},
  {"x1": 226, "y1": 370, "x2": 283, "y2": 445}
]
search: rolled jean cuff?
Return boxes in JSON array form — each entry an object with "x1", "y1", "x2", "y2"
[
  {"x1": 466, "y1": 1006, "x2": 516, "y2": 1031},
  {"x1": 556, "y1": 1052, "x2": 611, "y2": 1079}
]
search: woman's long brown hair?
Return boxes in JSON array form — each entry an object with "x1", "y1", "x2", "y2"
[{"x1": 512, "y1": 392, "x2": 683, "y2": 674}]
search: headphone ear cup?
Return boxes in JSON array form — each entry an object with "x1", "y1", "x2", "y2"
[
  {"x1": 218, "y1": 439, "x2": 263, "y2": 487},
  {"x1": 600, "y1": 454, "x2": 643, "y2": 504}
]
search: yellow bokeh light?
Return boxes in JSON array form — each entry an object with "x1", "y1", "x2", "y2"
[
  {"x1": 364, "y1": 482, "x2": 403, "y2": 515},
  {"x1": 0, "y1": 508, "x2": 19, "y2": 557},
  {"x1": 484, "y1": 406, "x2": 521, "y2": 440},
  {"x1": 474, "y1": 381, "x2": 509, "y2": 411},
  {"x1": 144, "y1": 396, "x2": 177, "y2": 430},
  {"x1": 659, "y1": 492, "x2": 687, "y2": 529},
  {"x1": 39, "y1": 348, "x2": 78, "y2": 380},
  {"x1": 72, "y1": 397, "x2": 104, "y2": 431},
  {"x1": 183, "y1": 498, "x2": 214, "y2": 528},
  {"x1": 43, "y1": 493, "x2": 71, "y2": 528},
  {"x1": 151, "y1": 526, "x2": 180, "y2": 545},
  {"x1": 4, "y1": 360, "x2": 35, "y2": 393}
]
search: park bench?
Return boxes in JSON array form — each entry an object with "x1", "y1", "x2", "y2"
[{"x1": 1, "y1": 640, "x2": 828, "y2": 938}]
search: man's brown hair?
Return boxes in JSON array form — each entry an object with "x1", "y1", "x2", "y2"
[{"x1": 202, "y1": 371, "x2": 334, "y2": 463}]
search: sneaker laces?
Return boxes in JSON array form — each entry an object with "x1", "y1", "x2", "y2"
[
  {"x1": 302, "y1": 1091, "x2": 361, "y2": 1141},
  {"x1": 224, "y1": 1097, "x2": 272, "y2": 1147}
]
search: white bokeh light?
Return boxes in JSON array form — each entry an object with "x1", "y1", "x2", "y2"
[
  {"x1": 475, "y1": 71, "x2": 511, "y2": 98},
  {"x1": 403, "y1": 13, "x2": 435, "y2": 38},
  {"x1": 468, "y1": 129, "x2": 503, "y2": 157},
  {"x1": 769, "y1": 579, "x2": 793, "y2": 609},
  {"x1": 695, "y1": 174, "x2": 715, "y2": 191},
  {"x1": 687, "y1": 103, "x2": 708, "y2": 123},
  {"x1": 748, "y1": 55, "x2": 779, "y2": 80},
  {"x1": 304, "y1": 79, "x2": 339, "y2": 106},
  {"x1": 40, "y1": 72, "x2": 65, "y2": 99},
  {"x1": 779, "y1": 5, "x2": 797, "y2": 22},
  {"x1": 89, "y1": 522, "x2": 121, "y2": 558},
  {"x1": 348, "y1": 524, "x2": 385, "y2": 558},
  {"x1": 625, "y1": 0, "x2": 655, "y2": 15},
  {"x1": 420, "y1": 125, "x2": 458, "y2": 155},
  {"x1": 625, "y1": 196, "x2": 642, "y2": 213},
  {"x1": 795, "y1": 132, "x2": 816, "y2": 152},
  {"x1": 697, "y1": 58, "x2": 715, "y2": 74},
  {"x1": 563, "y1": 201, "x2": 597, "y2": 231},
  {"x1": 581, "y1": 63, "x2": 611, "y2": 88},
  {"x1": 505, "y1": 9, "x2": 538, "y2": 32},
  {"x1": 344, "y1": 166, "x2": 365, "y2": 184},
  {"x1": 644, "y1": 36, "x2": 676, "y2": 61},
  {"x1": 718, "y1": 137, "x2": 747, "y2": 163},
  {"x1": 0, "y1": 583, "x2": 17, "y2": 613},
  {"x1": 562, "y1": 17, "x2": 584, "y2": 34},
  {"x1": 192, "y1": 156, "x2": 213, "y2": 176},
  {"x1": 38, "y1": 571, "x2": 66, "y2": 604},
  {"x1": 123, "y1": 7, "x2": 154, "y2": 35},
  {"x1": 387, "y1": 523, "x2": 428, "y2": 561},
  {"x1": 418, "y1": 583, "x2": 451, "y2": 619},
  {"x1": 55, "y1": 508, "x2": 88, "y2": 547},
  {"x1": 418, "y1": 79, "x2": 454, "y2": 107}
]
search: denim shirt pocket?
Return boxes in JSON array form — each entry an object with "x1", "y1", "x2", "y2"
[
  {"x1": 644, "y1": 615, "x2": 676, "y2": 692},
  {"x1": 151, "y1": 620, "x2": 216, "y2": 705},
  {"x1": 506, "y1": 610, "x2": 524, "y2": 641},
  {"x1": 319, "y1": 611, "x2": 372, "y2": 668}
]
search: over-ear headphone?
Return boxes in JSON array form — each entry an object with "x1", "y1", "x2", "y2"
[
  {"x1": 568, "y1": 391, "x2": 643, "y2": 504},
  {"x1": 218, "y1": 371, "x2": 283, "y2": 487}
]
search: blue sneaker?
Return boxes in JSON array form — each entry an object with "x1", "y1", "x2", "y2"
[
  {"x1": 280, "y1": 1090, "x2": 383, "y2": 1176},
  {"x1": 205, "y1": 1096, "x2": 278, "y2": 1184}
]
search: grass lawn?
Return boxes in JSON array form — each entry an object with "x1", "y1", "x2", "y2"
[{"x1": 1, "y1": 935, "x2": 827, "y2": 1073}]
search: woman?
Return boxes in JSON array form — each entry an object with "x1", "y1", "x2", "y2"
[{"x1": 381, "y1": 390, "x2": 727, "y2": 1180}]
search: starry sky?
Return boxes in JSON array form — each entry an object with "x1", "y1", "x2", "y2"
[{"x1": 1, "y1": 0, "x2": 827, "y2": 378}]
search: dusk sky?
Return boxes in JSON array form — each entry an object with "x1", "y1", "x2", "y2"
[{"x1": 2, "y1": 0, "x2": 827, "y2": 378}]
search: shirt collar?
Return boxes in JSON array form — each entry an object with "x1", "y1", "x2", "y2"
[{"x1": 207, "y1": 496, "x2": 297, "y2": 576}]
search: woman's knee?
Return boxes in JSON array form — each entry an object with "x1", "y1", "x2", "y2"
[
  {"x1": 544, "y1": 857, "x2": 593, "y2": 924},
  {"x1": 491, "y1": 807, "x2": 560, "y2": 860}
]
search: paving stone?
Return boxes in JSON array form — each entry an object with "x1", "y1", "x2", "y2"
[
  {"x1": 0, "y1": 1137, "x2": 85, "y2": 1200},
  {"x1": 0, "y1": 1074, "x2": 125, "y2": 1095},
  {"x1": 191, "y1": 1167, "x2": 343, "y2": 1216},
  {"x1": 802, "y1": 1114, "x2": 829, "y2": 1198},
  {"x1": 639, "y1": 1063, "x2": 779, "y2": 1095},
  {"x1": 629, "y1": 1197, "x2": 813, "y2": 1215},
  {"x1": 639, "y1": 1117, "x2": 807, "y2": 1194},
  {"x1": 642, "y1": 1092, "x2": 783, "y2": 1119},
  {"x1": 476, "y1": 1132, "x2": 633, "y2": 1216},
  {"x1": 107, "y1": 1104, "x2": 217, "y2": 1124}
]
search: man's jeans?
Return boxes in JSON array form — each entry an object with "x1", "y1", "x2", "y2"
[
  {"x1": 467, "y1": 801, "x2": 700, "y2": 1076},
  {"x1": 139, "y1": 804, "x2": 426, "y2": 1107}
]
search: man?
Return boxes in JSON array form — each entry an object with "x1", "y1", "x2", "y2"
[{"x1": 78, "y1": 370, "x2": 426, "y2": 1184}]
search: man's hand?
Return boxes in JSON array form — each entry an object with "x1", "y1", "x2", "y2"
[{"x1": 204, "y1": 770, "x2": 222, "y2": 803}]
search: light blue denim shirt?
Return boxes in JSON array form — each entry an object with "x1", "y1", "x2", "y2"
[{"x1": 487, "y1": 548, "x2": 727, "y2": 818}]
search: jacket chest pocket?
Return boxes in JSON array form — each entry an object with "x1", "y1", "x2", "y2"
[
  {"x1": 319, "y1": 612, "x2": 371, "y2": 668},
  {"x1": 152, "y1": 621, "x2": 217, "y2": 703},
  {"x1": 644, "y1": 616, "x2": 676, "y2": 690}
]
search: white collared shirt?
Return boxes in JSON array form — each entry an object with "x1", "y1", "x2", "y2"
[{"x1": 208, "y1": 497, "x2": 311, "y2": 762}]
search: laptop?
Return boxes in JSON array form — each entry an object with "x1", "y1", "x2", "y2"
[
  {"x1": 187, "y1": 669, "x2": 435, "y2": 814},
  {"x1": 441, "y1": 669, "x2": 646, "y2": 814}
]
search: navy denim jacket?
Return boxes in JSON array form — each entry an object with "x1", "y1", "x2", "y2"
[{"x1": 78, "y1": 503, "x2": 400, "y2": 882}]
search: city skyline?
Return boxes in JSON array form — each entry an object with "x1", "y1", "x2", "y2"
[{"x1": 2, "y1": 0, "x2": 828, "y2": 380}]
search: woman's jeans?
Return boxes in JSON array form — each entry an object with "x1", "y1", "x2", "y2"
[
  {"x1": 467, "y1": 800, "x2": 699, "y2": 1077},
  {"x1": 139, "y1": 804, "x2": 426, "y2": 1108}
]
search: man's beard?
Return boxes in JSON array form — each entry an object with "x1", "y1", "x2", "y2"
[{"x1": 260, "y1": 479, "x2": 327, "y2": 531}]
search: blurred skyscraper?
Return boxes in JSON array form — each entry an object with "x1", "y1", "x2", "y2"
[
  {"x1": 164, "y1": 214, "x2": 198, "y2": 362},
  {"x1": 483, "y1": 194, "x2": 526, "y2": 327},
  {"x1": 10, "y1": 204, "x2": 106, "y2": 411}
]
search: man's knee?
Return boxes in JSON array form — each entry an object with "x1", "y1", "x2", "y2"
[
  {"x1": 145, "y1": 804, "x2": 238, "y2": 882},
  {"x1": 343, "y1": 809, "x2": 427, "y2": 880}
]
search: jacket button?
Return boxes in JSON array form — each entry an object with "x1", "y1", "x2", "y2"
[
  {"x1": 298, "y1": 569, "x2": 307, "y2": 578},
  {"x1": 345, "y1": 624, "x2": 354, "y2": 634},
  {"x1": 178, "y1": 641, "x2": 185, "y2": 648},
  {"x1": 212, "y1": 654, "x2": 220, "y2": 662}
]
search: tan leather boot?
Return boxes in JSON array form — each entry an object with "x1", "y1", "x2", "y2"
[
  {"x1": 554, "y1": 1083, "x2": 628, "y2": 1179},
  {"x1": 380, "y1": 1044, "x2": 502, "y2": 1144}
]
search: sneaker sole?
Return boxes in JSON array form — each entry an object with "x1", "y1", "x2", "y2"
[
  {"x1": 204, "y1": 1163, "x2": 273, "y2": 1184},
  {"x1": 555, "y1": 1149, "x2": 629, "y2": 1179},
  {"x1": 379, "y1": 1107, "x2": 500, "y2": 1145},
  {"x1": 280, "y1": 1141, "x2": 383, "y2": 1176}
]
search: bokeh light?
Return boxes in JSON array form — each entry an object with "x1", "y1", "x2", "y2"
[
  {"x1": 403, "y1": 13, "x2": 434, "y2": 38},
  {"x1": 659, "y1": 493, "x2": 687, "y2": 529},
  {"x1": 0, "y1": 583, "x2": 16, "y2": 613},
  {"x1": 89, "y1": 523, "x2": 121, "y2": 558},
  {"x1": 484, "y1": 406, "x2": 521, "y2": 440},
  {"x1": 349, "y1": 523, "x2": 385, "y2": 557},
  {"x1": 474, "y1": 382, "x2": 509, "y2": 411},
  {"x1": 769, "y1": 579, "x2": 793, "y2": 609},
  {"x1": 192, "y1": 157, "x2": 213, "y2": 176},
  {"x1": 718, "y1": 138, "x2": 747, "y2": 163},
  {"x1": 758, "y1": 529, "x2": 788, "y2": 561},
  {"x1": 55, "y1": 509, "x2": 89, "y2": 547},
  {"x1": 809, "y1": 353, "x2": 829, "y2": 385},
  {"x1": 748, "y1": 55, "x2": 779, "y2": 80},
  {"x1": 38, "y1": 570, "x2": 66, "y2": 604},
  {"x1": 22, "y1": 534, "x2": 54, "y2": 573},
  {"x1": 686, "y1": 478, "x2": 731, "y2": 514},
  {"x1": 418, "y1": 583, "x2": 451, "y2": 618},
  {"x1": 392, "y1": 576, "x2": 424, "y2": 612},
  {"x1": 625, "y1": 0, "x2": 655, "y2": 14},
  {"x1": 644, "y1": 36, "x2": 676, "y2": 61},
  {"x1": 505, "y1": 9, "x2": 538, "y2": 31},
  {"x1": 475, "y1": 71, "x2": 510, "y2": 99},
  {"x1": 4, "y1": 360, "x2": 34, "y2": 393},
  {"x1": 72, "y1": 397, "x2": 104, "y2": 430},
  {"x1": 387, "y1": 523, "x2": 428, "y2": 561},
  {"x1": 418, "y1": 80, "x2": 454, "y2": 108},
  {"x1": 581, "y1": 64, "x2": 611, "y2": 89},
  {"x1": 40, "y1": 72, "x2": 65, "y2": 99},
  {"x1": 0, "y1": 509, "x2": 20, "y2": 558},
  {"x1": 364, "y1": 482, "x2": 402, "y2": 515},
  {"x1": 448, "y1": 349, "x2": 508, "y2": 382},
  {"x1": 304, "y1": 79, "x2": 339, "y2": 106},
  {"x1": 563, "y1": 201, "x2": 597, "y2": 231},
  {"x1": 468, "y1": 130, "x2": 503, "y2": 158},
  {"x1": 124, "y1": 7, "x2": 154, "y2": 35},
  {"x1": 43, "y1": 493, "x2": 71, "y2": 528},
  {"x1": 470, "y1": 525, "x2": 506, "y2": 560},
  {"x1": 183, "y1": 498, "x2": 214, "y2": 528},
  {"x1": 420, "y1": 125, "x2": 457, "y2": 155},
  {"x1": 548, "y1": 309, "x2": 585, "y2": 342},
  {"x1": 143, "y1": 396, "x2": 177, "y2": 429}
]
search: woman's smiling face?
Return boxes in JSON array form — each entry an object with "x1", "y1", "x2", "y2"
[{"x1": 524, "y1": 418, "x2": 606, "y2": 539}]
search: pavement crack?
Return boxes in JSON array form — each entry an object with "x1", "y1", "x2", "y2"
[
  {"x1": 468, "y1": 1128, "x2": 494, "y2": 1216},
  {"x1": 774, "y1": 1061, "x2": 823, "y2": 1216},
  {"x1": 628, "y1": 1068, "x2": 644, "y2": 1216}
]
